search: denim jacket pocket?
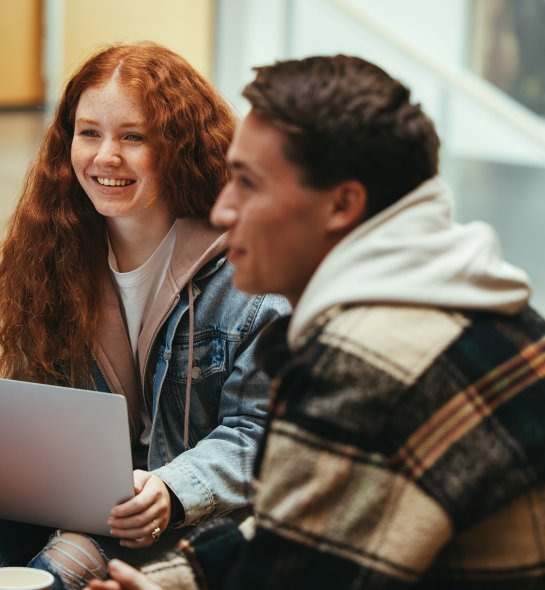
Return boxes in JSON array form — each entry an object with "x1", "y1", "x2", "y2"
[
  {"x1": 159, "y1": 332, "x2": 231, "y2": 446},
  {"x1": 167, "y1": 332, "x2": 228, "y2": 384}
]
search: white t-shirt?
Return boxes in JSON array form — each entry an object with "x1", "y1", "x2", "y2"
[{"x1": 108, "y1": 224, "x2": 176, "y2": 445}]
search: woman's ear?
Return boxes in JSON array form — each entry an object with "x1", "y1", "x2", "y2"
[{"x1": 326, "y1": 180, "x2": 367, "y2": 233}]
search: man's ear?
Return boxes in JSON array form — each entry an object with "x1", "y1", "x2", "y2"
[{"x1": 326, "y1": 180, "x2": 367, "y2": 233}]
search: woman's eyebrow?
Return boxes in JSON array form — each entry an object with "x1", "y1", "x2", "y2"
[{"x1": 74, "y1": 116, "x2": 147, "y2": 128}]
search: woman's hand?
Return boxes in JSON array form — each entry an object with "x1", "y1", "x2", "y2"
[
  {"x1": 108, "y1": 470, "x2": 172, "y2": 548},
  {"x1": 86, "y1": 559, "x2": 162, "y2": 590}
]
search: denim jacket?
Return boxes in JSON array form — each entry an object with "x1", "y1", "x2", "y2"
[{"x1": 92, "y1": 218, "x2": 290, "y2": 526}]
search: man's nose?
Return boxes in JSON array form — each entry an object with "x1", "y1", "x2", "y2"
[{"x1": 210, "y1": 182, "x2": 238, "y2": 228}]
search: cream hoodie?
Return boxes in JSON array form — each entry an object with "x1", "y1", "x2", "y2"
[{"x1": 289, "y1": 176, "x2": 531, "y2": 348}]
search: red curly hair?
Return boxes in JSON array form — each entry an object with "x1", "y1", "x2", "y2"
[{"x1": 0, "y1": 42, "x2": 236, "y2": 384}]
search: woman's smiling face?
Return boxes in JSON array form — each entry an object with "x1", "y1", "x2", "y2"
[{"x1": 71, "y1": 80, "x2": 164, "y2": 221}]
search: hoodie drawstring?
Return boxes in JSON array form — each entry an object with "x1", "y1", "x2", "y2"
[{"x1": 183, "y1": 280, "x2": 194, "y2": 449}]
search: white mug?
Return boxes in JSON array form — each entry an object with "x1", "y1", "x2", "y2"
[{"x1": 0, "y1": 568, "x2": 54, "y2": 590}]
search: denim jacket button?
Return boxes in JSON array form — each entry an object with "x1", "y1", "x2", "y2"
[{"x1": 191, "y1": 366, "x2": 202, "y2": 380}]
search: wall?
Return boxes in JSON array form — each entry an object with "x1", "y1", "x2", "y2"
[
  {"x1": 215, "y1": 0, "x2": 545, "y2": 166},
  {"x1": 345, "y1": 0, "x2": 471, "y2": 68},
  {"x1": 45, "y1": 0, "x2": 214, "y2": 102},
  {"x1": 0, "y1": 0, "x2": 44, "y2": 106}
]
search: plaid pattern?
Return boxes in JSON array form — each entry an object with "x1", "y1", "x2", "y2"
[
  {"x1": 235, "y1": 304, "x2": 545, "y2": 589},
  {"x1": 157, "y1": 304, "x2": 545, "y2": 589},
  {"x1": 394, "y1": 333, "x2": 545, "y2": 480},
  {"x1": 140, "y1": 551, "x2": 199, "y2": 590}
]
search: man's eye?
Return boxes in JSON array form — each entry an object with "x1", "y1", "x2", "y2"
[{"x1": 239, "y1": 176, "x2": 254, "y2": 189}]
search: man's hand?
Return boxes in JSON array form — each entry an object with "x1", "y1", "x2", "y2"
[
  {"x1": 108, "y1": 470, "x2": 172, "y2": 548},
  {"x1": 86, "y1": 559, "x2": 161, "y2": 590}
]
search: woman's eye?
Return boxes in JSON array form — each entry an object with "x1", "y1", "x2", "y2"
[
  {"x1": 78, "y1": 129, "x2": 99, "y2": 137},
  {"x1": 125, "y1": 133, "x2": 144, "y2": 142}
]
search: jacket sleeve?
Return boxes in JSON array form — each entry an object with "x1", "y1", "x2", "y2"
[
  {"x1": 137, "y1": 518, "x2": 254, "y2": 590},
  {"x1": 152, "y1": 291, "x2": 291, "y2": 526}
]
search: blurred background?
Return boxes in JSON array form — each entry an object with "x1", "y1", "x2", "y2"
[{"x1": 1, "y1": 0, "x2": 544, "y2": 311}]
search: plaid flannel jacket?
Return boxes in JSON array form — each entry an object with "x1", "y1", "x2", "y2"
[{"x1": 145, "y1": 304, "x2": 545, "y2": 589}]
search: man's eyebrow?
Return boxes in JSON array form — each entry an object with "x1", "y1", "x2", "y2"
[
  {"x1": 229, "y1": 160, "x2": 249, "y2": 171},
  {"x1": 230, "y1": 160, "x2": 259, "y2": 176},
  {"x1": 229, "y1": 160, "x2": 265, "y2": 184}
]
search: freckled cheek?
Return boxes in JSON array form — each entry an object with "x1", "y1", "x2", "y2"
[
  {"x1": 70, "y1": 145, "x2": 78, "y2": 167},
  {"x1": 142, "y1": 157, "x2": 158, "y2": 178},
  {"x1": 71, "y1": 145, "x2": 87, "y2": 170},
  {"x1": 70, "y1": 155, "x2": 82, "y2": 176},
  {"x1": 74, "y1": 151, "x2": 98, "y2": 179},
  {"x1": 70, "y1": 157, "x2": 89, "y2": 188}
]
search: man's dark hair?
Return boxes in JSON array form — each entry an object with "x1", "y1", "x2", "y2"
[{"x1": 243, "y1": 55, "x2": 440, "y2": 218}]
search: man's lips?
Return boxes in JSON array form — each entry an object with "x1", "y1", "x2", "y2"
[{"x1": 227, "y1": 246, "x2": 246, "y2": 262}]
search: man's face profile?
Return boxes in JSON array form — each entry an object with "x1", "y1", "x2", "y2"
[{"x1": 210, "y1": 110, "x2": 335, "y2": 306}]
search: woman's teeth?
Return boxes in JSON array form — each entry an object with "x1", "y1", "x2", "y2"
[{"x1": 96, "y1": 177, "x2": 134, "y2": 187}]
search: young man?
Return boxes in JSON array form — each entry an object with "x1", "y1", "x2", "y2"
[{"x1": 90, "y1": 55, "x2": 545, "y2": 589}]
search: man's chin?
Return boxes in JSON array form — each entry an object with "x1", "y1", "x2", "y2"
[{"x1": 232, "y1": 274, "x2": 266, "y2": 296}]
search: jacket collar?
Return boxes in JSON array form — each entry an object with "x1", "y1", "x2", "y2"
[
  {"x1": 95, "y1": 217, "x2": 227, "y2": 438},
  {"x1": 136, "y1": 218, "x2": 226, "y2": 383}
]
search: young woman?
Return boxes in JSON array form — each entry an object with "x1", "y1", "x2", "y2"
[{"x1": 0, "y1": 42, "x2": 288, "y2": 589}]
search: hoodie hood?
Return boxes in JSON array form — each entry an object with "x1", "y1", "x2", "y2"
[{"x1": 288, "y1": 176, "x2": 531, "y2": 348}]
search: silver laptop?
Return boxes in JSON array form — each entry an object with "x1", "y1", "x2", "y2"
[{"x1": 0, "y1": 378, "x2": 135, "y2": 536}]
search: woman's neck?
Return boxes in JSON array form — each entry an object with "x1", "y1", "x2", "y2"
[{"x1": 106, "y1": 209, "x2": 175, "y2": 272}]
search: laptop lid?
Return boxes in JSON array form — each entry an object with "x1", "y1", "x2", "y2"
[{"x1": 0, "y1": 378, "x2": 135, "y2": 536}]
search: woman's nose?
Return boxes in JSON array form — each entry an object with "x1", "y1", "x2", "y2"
[{"x1": 94, "y1": 139, "x2": 122, "y2": 166}]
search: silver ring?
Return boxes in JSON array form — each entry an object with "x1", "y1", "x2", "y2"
[{"x1": 151, "y1": 519, "x2": 161, "y2": 542}]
